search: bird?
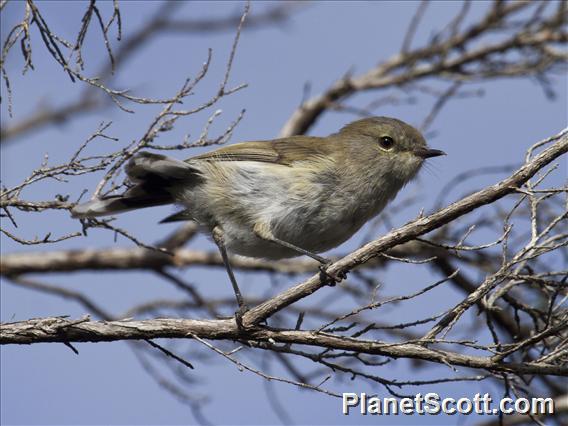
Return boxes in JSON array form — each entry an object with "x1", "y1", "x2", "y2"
[{"x1": 72, "y1": 116, "x2": 445, "y2": 324}]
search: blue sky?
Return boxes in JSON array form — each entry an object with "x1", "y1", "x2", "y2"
[{"x1": 1, "y1": 1, "x2": 566, "y2": 425}]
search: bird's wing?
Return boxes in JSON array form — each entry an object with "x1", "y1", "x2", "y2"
[{"x1": 189, "y1": 137, "x2": 331, "y2": 167}]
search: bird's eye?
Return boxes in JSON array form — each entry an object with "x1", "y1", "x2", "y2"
[{"x1": 378, "y1": 136, "x2": 395, "y2": 150}]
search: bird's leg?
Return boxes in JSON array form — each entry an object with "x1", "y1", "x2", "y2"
[
  {"x1": 211, "y1": 226, "x2": 248, "y2": 328},
  {"x1": 253, "y1": 223, "x2": 346, "y2": 285}
]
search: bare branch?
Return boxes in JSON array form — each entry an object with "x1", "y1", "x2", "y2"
[
  {"x1": 279, "y1": 1, "x2": 566, "y2": 137},
  {"x1": 2, "y1": 316, "x2": 565, "y2": 377}
]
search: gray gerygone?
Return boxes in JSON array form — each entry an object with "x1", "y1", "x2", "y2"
[{"x1": 72, "y1": 116, "x2": 445, "y2": 322}]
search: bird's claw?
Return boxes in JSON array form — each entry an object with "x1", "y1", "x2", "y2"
[
  {"x1": 318, "y1": 262, "x2": 347, "y2": 286},
  {"x1": 234, "y1": 304, "x2": 250, "y2": 330}
]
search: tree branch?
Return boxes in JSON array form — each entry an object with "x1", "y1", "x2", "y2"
[
  {"x1": 1, "y1": 316, "x2": 565, "y2": 377},
  {"x1": 0, "y1": 241, "x2": 444, "y2": 276}
]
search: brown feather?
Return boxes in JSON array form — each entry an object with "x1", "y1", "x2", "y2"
[{"x1": 190, "y1": 137, "x2": 333, "y2": 166}]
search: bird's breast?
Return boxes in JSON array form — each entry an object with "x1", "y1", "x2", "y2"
[{"x1": 184, "y1": 160, "x2": 406, "y2": 259}]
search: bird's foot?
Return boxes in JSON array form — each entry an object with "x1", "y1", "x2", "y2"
[
  {"x1": 234, "y1": 304, "x2": 250, "y2": 330},
  {"x1": 318, "y1": 261, "x2": 347, "y2": 286}
]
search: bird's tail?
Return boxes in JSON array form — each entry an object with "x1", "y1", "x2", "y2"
[
  {"x1": 70, "y1": 191, "x2": 174, "y2": 218},
  {"x1": 71, "y1": 152, "x2": 198, "y2": 219}
]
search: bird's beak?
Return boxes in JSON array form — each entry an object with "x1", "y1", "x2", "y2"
[{"x1": 414, "y1": 147, "x2": 446, "y2": 159}]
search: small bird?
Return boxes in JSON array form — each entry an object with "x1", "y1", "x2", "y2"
[{"x1": 72, "y1": 116, "x2": 445, "y2": 323}]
